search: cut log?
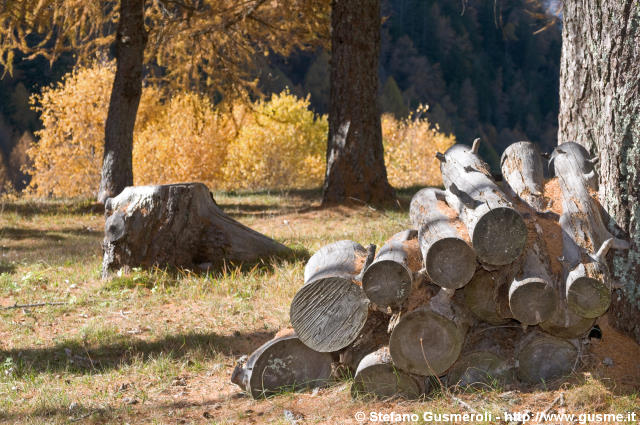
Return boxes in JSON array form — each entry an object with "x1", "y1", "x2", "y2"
[
  {"x1": 351, "y1": 347, "x2": 423, "y2": 399},
  {"x1": 516, "y1": 332, "x2": 580, "y2": 384},
  {"x1": 540, "y1": 300, "x2": 595, "y2": 339},
  {"x1": 409, "y1": 188, "x2": 476, "y2": 289},
  {"x1": 437, "y1": 142, "x2": 527, "y2": 265},
  {"x1": 463, "y1": 268, "x2": 513, "y2": 325},
  {"x1": 551, "y1": 143, "x2": 629, "y2": 318},
  {"x1": 230, "y1": 334, "x2": 334, "y2": 398},
  {"x1": 508, "y1": 222, "x2": 558, "y2": 325},
  {"x1": 389, "y1": 289, "x2": 470, "y2": 376},
  {"x1": 500, "y1": 141, "x2": 547, "y2": 212},
  {"x1": 290, "y1": 240, "x2": 371, "y2": 352},
  {"x1": 339, "y1": 309, "x2": 391, "y2": 371},
  {"x1": 101, "y1": 183, "x2": 291, "y2": 277},
  {"x1": 361, "y1": 230, "x2": 416, "y2": 310}
]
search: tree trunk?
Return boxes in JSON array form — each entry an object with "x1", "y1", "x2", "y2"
[
  {"x1": 558, "y1": 0, "x2": 640, "y2": 342},
  {"x1": 101, "y1": 183, "x2": 291, "y2": 276},
  {"x1": 97, "y1": 0, "x2": 147, "y2": 203},
  {"x1": 322, "y1": 0, "x2": 396, "y2": 208}
]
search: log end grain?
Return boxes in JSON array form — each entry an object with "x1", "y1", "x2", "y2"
[
  {"x1": 463, "y1": 270, "x2": 510, "y2": 325},
  {"x1": 290, "y1": 276, "x2": 369, "y2": 352},
  {"x1": 426, "y1": 237, "x2": 476, "y2": 289},
  {"x1": 362, "y1": 260, "x2": 412, "y2": 309},
  {"x1": 351, "y1": 348, "x2": 422, "y2": 400},
  {"x1": 540, "y1": 304, "x2": 595, "y2": 339},
  {"x1": 517, "y1": 335, "x2": 578, "y2": 384},
  {"x1": 473, "y1": 207, "x2": 527, "y2": 265},
  {"x1": 447, "y1": 351, "x2": 515, "y2": 389},
  {"x1": 389, "y1": 308, "x2": 464, "y2": 376},
  {"x1": 509, "y1": 278, "x2": 558, "y2": 325},
  {"x1": 566, "y1": 275, "x2": 611, "y2": 319}
]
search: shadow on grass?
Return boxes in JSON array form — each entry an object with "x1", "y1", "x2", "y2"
[
  {"x1": 0, "y1": 226, "x2": 102, "y2": 241},
  {"x1": 0, "y1": 199, "x2": 104, "y2": 217},
  {"x1": 1, "y1": 329, "x2": 276, "y2": 378}
]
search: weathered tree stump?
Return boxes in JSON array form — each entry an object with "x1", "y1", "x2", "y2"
[
  {"x1": 551, "y1": 143, "x2": 629, "y2": 318},
  {"x1": 101, "y1": 183, "x2": 291, "y2": 277},
  {"x1": 389, "y1": 289, "x2": 470, "y2": 376},
  {"x1": 290, "y1": 240, "x2": 371, "y2": 352},
  {"x1": 351, "y1": 347, "x2": 423, "y2": 399},
  {"x1": 438, "y1": 141, "x2": 527, "y2": 265},
  {"x1": 501, "y1": 141, "x2": 547, "y2": 212},
  {"x1": 516, "y1": 332, "x2": 579, "y2": 384},
  {"x1": 409, "y1": 188, "x2": 476, "y2": 289},
  {"x1": 361, "y1": 230, "x2": 416, "y2": 310},
  {"x1": 231, "y1": 334, "x2": 334, "y2": 398}
]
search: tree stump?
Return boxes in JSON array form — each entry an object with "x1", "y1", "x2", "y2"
[
  {"x1": 438, "y1": 142, "x2": 527, "y2": 265},
  {"x1": 231, "y1": 334, "x2": 334, "y2": 398},
  {"x1": 409, "y1": 188, "x2": 476, "y2": 289},
  {"x1": 290, "y1": 240, "x2": 371, "y2": 352},
  {"x1": 101, "y1": 183, "x2": 291, "y2": 277}
]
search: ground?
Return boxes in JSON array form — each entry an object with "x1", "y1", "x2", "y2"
[{"x1": 0, "y1": 190, "x2": 638, "y2": 424}]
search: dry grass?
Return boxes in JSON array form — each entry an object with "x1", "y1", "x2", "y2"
[{"x1": 0, "y1": 189, "x2": 638, "y2": 424}]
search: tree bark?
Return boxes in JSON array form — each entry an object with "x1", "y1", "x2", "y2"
[
  {"x1": 558, "y1": 0, "x2": 640, "y2": 342},
  {"x1": 322, "y1": 0, "x2": 396, "y2": 208},
  {"x1": 97, "y1": 0, "x2": 147, "y2": 203}
]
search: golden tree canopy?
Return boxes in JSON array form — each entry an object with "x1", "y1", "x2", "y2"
[{"x1": 0, "y1": 0, "x2": 329, "y2": 95}]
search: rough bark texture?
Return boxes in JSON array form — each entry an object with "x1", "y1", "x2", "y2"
[
  {"x1": 409, "y1": 188, "x2": 476, "y2": 289},
  {"x1": 361, "y1": 230, "x2": 415, "y2": 310},
  {"x1": 558, "y1": 0, "x2": 640, "y2": 342},
  {"x1": 439, "y1": 143, "x2": 527, "y2": 265},
  {"x1": 97, "y1": 0, "x2": 147, "y2": 203},
  {"x1": 230, "y1": 334, "x2": 333, "y2": 398},
  {"x1": 322, "y1": 0, "x2": 396, "y2": 208},
  {"x1": 101, "y1": 183, "x2": 290, "y2": 276},
  {"x1": 290, "y1": 240, "x2": 371, "y2": 352}
]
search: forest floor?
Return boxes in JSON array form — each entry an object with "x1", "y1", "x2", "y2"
[{"x1": 0, "y1": 190, "x2": 639, "y2": 424}]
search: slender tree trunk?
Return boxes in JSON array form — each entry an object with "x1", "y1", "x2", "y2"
[
  {"x1": 322, "y1": 0, "x2": 396, "y2": 208},
  {"x1": 558, "y1": 0, "x2": 640, "y2": 342},
  {"x1": 97, "y1": 0, "x2": 147, "y2": 203}
]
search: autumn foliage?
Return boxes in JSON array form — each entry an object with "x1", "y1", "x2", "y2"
[{"x1": 26, "y1": 63, "x2": 454, "y2": 197}]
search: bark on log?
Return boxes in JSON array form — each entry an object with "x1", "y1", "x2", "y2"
[
  {"x1": 290, "y1": 240, "x2": 371, "y2": 352},
  {"x1": 500, "y1": 141, "x2": 547, "y2": 212},
  {"x1": 230, "y1": 334, "x2": 334, "y2": 398},
  {"x1": 101, "y1": 183, "x2": 291, "y2": 276},
  {"x1": 409, "y1": 188, "x2": 476, "y2": 289},
  {"x1": 361, "y1": 230, "x2": 416, "y2": 310},
  {"x1": 551, "y1": 143, "x2": 629, "y2": 318},
  {"x1": 351, "y1": 347, "x2": 424, "y2": 399},
  {"x1": 438, "y1": 142, "x2": 527, "y2": 265},
  {"x1": 516, "y1": 332, "x2": 580, "y2": 384},
  {"x1": 508, "y1": 222, "x2": 558, "y2": 325},
  {"x1": 389, "y1": 289, "x2": 470, "y2": 376}
]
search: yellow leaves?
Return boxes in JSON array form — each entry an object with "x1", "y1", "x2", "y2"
[{"x1": 382, "y1": 112, "x2": 456, "y2": 188}]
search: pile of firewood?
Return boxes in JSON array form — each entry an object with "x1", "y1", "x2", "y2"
[{"x1": 231, "y1": 140, "x2": 628, "y2": 399}]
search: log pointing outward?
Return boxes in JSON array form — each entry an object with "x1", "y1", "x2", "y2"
[
  {"x1": 290, "y1": 240, "x2": 371, "y2": 352},
  {"x1": 351, "y1": 347, "x2": 423, "y2": 400},
  {"x1": 516, "y1": 332, "x2": 579, "y2": 384},
  {"x1": 101, "y1": 183, "x2": 291, "y2": 276},
  {"x1": 540, "y1": 300, "x2": 595, "y2": 339},
  {"x1": 501, "y1": 141, "x2": 547, "y2": 212},
  {"x1": 551, "y1": 142, "x2": 629, "y2": 318},
  {"x1": 389, "y1": 289, "x2": 470, "y2": 376},
  {"x1": 409, "y1": 188, "x2": 476, "y2": 289},
  {"x1": 438, "y1": 141, "x2": 528, "y2": 265},
  {"x1": 362, "y1": 230, "x2": 416, "y2": 310},
  {"x1": 231, "y1": 334, "x2": 333, "y2": 398},
  {"x1": 463, "y1": 268, "x2": 513, "y2": 325}
]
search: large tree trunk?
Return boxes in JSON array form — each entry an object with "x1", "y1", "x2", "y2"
[
  {"x1": 97, "y1": 0, "x2": 147, "y2": 203},
  {"x1": 322, "y1": 0, "x2": 396, "y2": 208},
  {"x1": 558, "y1": 0, "x2": 640, "y2": 342}
]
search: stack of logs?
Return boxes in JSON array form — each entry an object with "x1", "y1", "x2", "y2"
[{"x1": 232, "y1": 140, "x2": 629, "y2": 399}]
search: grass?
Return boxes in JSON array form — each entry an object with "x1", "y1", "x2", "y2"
[{"x1": 0, "y1": 189, "x2": 639, "y2": 424}]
